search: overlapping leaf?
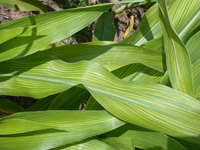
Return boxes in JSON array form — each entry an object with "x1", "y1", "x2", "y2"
[
  {"x1": 0, "y1": 0, "x2": 14, "y2": 8},
  {"x1": 26, "y1": 95, "x2": 56, "y2": 111},
  {"x1": 168, "y1": 0, "x2": 200, "y2": 42},
  {"x1": 0, "y1": 56, "x2": 199, "y2": 143},
  {"x1": 56, "y1": 139, "x2": 116, "y2": 150},
  {"x1": 0, "y1": 99, "x2": 24, "y2": 116},
  {"x1": 48, "y1": 86, "x2": 90, "y2": 110},
  {"x1": 0, "y1": 110, "x2": 124, "y2": 150},
  {"x1": 122, "y1": 3, "x2": 161, "y2": 45},
  {"x1": 113, "y1": 63, "x2": 163, "y2": 82},
  {"x1": 101, "y1": 137, "x2": 134, "y2": 150},
  {"x1": 186, "y1": 31, "x2": 200, "y2": 64},
  {"x1": 120, "y1": 0, "x2": 200, "y2": 85},
  {"x1": 39, "y1": 41, "x2": 163, "y2": 72},
  {"x1": 193, "y1": 59, "x2": 200, "y2": 99},
  {"x1": 157, "y1": 0, "x2": 193, "y2": 95},
  {"x1": 0, "y1": 1, "x2": 147, "y2": 62},
  {"x1": 123, "y1": 0, "x2": 200, "y2": 45},
  {"x1": 0, "y1": 27, "x2": 28, "y2": 44},
  {"x1": 0, "y1": 0, "x2": 199, "y2": 149},
  {"x1": 93, "y1": 12, "x2": 115, "y2": 41},
  {"x1": 101, "y1": 124, "x2": 187, "y2": 150},
  {"x1": 0, "y1": 0, "x2": 47, "y2": 12},
  {"x1": 186, "y1": 31, "x2": 200, "y2": 98},
  {"x1": 56, "y1": 137, "x2": 134, "y2": 150},
  {"x1": 0, "y1": 4, "x2": 113, "y2": 62}
]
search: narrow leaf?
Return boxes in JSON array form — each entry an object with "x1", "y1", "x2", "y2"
[
  {"x1": 40, "y1": 41, "x2": 163, "y2": 72},
  {"x1": 0, "y1": 118, "x2": 53, "y2": 135},
  {"x1": 0, "y1": 99, "x2": 24, "y2": 115},
  {"x1": 102, "y1": 137, "x2": 134, "y2": 150},
  {"x1": 193, "y1": 59, "x2": 200, "y2": 98},
  {"x1": 0, "y1": 110, "x2": 124, "y2": 150},
  {"x1": 123, "y1": 0, "x2": 200, "y2": 45},
  {"x1": 157, "y1": 0, "x2": 193, "y2": 95},
  {"x1": 0, "y1": 4, "x2": 113, "y2": 62},
  {"x1": 0, "y1": 0, "x2": 14, "y2": 8},
  {"x1": 101, "y1": 124, "x2": 187, "y2": 150},
  {"x1": 93, "y1": 12, "x2": 115, "y2": 41},
  {"x1": 48, "y1": 86, "x2": 90, "y2": 110},
  {"x1": 0, "y1": 0, "x2": 47, "y2": 12},
  {"x1": 55, "y1": 139, "x2": 116, "y2": 150},
  {"x1": 0, "y1": 57, "x2": 199, "y2": 143},
  {"x1": 26, "y1": 95, "x2": 56, "y2": 111},
  {"x1": 186, "y1": 31, "x2": 200, "y2": 64},
  {"x1": 0, "y1": 27, "x2": 26, "y2": 44}
]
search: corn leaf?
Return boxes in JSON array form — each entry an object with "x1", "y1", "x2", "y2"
[
  {"x1": 141, "y1": 30, "x2": 200, "y2": 87},
  {"x1": 0, "y1": 0, "x2": 47, "y2": 12},
  {"x1": 85, "y1": 63, "x2": 164, "y2": 111},
  {"x1": 186, "y1": 31, "x2": 200, "y2": 64},
  {"x1": 0, "y1": 4, "x2": 113, "y2": 62},
  {"x1": 55, "y1": 139, "x2": 116, "y2": 150},
  {"x1": 0, "y1": 1, "x2": 147, "y2": 62},
  {"x1": 185, "y1": 31, "x2": 200, "y2": 98},
  {"x1": 85, "y1": 96, "x2": 104, "y2": 110},
  {"x1": 101, "y1": 137, "x2": 134, "y2": 150},
  {"x1": 177, "y1": 139, "x2": 200, "y2": 150},
  {"x1": 55, "y1": 137, "x2": 134, "y2": 150},
  {"x1": 113, "y1": 63, "x2": 163, "y2": 82},
  {"x1": 168, "y1": 0, "x2": 200, "y2": 43},
  {"x1": 101, "y1": 124, "x2": 187, "y2": 150},
  {"x1": 93, "y1": 12, "x2": 115, "y2": 41},
  {"x1": 123, "y1": 0, "x2": 200, "y2": 45},
  {"x1": 0, "y1": 110, "x2": 124, "y2": 150},
  {"x1": 157, "y1": 0, "x2": 193, "y2": 95},
  {"x1": 48, "y1": 86, "x2": 90, "y2": 110},
  {"x1": 0, "y1": 99, "x2": 24, "y2": 115},
  {"x1": 120, "y1": 1, "x2": 200, "y2": 86},
  {"x1": 0, "y1": 27, "x2": 28, "y2": 44},
  {"x1": 193, "y1": 59, "x2": 200, "y2": 98},
  {"x1": 141, "y1": 37, "x2": 163, "y2": 52},
  {"x1": 0, "y1": 57, "x2": 199, "y2": 143},
  {"x1": 40, "y1": 41, "x2": 163, "y2": 72},
  {"x1": 121, "y1": 0, "x2": 200, "y2": 85},
  {"x1": 26, "y1": 95, "x2": 56, "y2": 111},
  {"x1": 0, "y1": 0, "x2": 14, "y2": 8},
  {"x1": 0, "y1": 118, "x2": 53, "y2": 135},
  {"x1": 123, "y1": 4, "x2": 161, "y2": 45}
]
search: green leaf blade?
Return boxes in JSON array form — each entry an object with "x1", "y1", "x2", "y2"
[
  {"x1": 0, "y1": 27, "x2": 26, "y2": 44},
  {"x1": 157, "y1": 0, "x2": 193, "y2": 95},
  {"x1": 58, "y1": 139, "x2": 116, "y2": 150},
  {"x1": 0, "y1": 110, "x2": 124, "y2": 150},
  {"x1": 41, "y1": 41, "x2": 163, "y2": 72},
  {"x1": 0, "y1": 99, "x2": 24, "y2": 115},
  {"x1": 0, "y1": 58, "x2": 199, "y2": 143},
  {"x1": 0, "y1": 4, "x2": 113, "y2": 62},
  {"x1": 102, "y1": 124, "x2": 187, "y2": 150},
  {"x1": 0, "y1": 0, "x2": 47, "y2": 12},
  {"x1": 93, "y1": 12, "x2": 115, "y2": 41}
]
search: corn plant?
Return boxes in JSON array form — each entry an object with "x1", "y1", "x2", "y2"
[{"x1": 0, "y1": 0, "x2": 199, "y2": 149}]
